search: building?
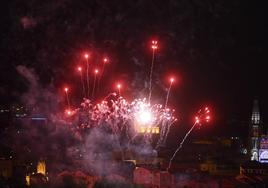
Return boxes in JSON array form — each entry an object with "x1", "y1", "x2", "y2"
[
  {"x1": 250, "y1": 100, "x2": 262, "y2": 161},
  {"x1": 0, "y1": 159, "x2": 12, "y2": 178},
  {"x1": 133, "y1": 167, "x2": 173, "y2": 188},
  {"x1": 240, "y1": 161, "x2": 268, "y2": 176},
  {"x1": 37, "y1": 160, "x2": 46, "y2": 175}
]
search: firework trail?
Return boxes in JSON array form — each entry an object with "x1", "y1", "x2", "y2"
[
  {"x1": 77, "y1": 66, "x2": 86, "y2": 97},
  {"x1": 167, "y1": 121, "x2": 197, "y2": 171},
  {"x1": 155, "y1": 78, "x2": 175, "y2": 149},
  {"x1": 64, "y1": 87, "x2": 70, "y2": 109},
  {"x1": 116, "y1": 83, "x2": 121, "y2": 96},
  {"x1": 91, "y1": 69, "x2": 99, "y2": 98},
  {"x1": 166, "y1": 107, "x2": 211, "y2": 171},
  {"x1": 164, "y1": 77, "x2": 174, "y2": 109},
  {"x1": 84, "y1": 54, "x2": 90, "y2": 98},
  {"x1": 148, "y1": 40, "x2": 158, "y2": 103},
  {"x1": 97, "y1": 57, "x2": 108, "y2": 93}
]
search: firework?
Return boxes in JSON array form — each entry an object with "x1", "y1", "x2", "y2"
[
  {"x1": 64, "y1": 87, "x2": 70, "y2": 109},
  {"x1": 116, "y1": 83, "x2": 122, "y2": 95},
  {"x1": 164, "y1": 77, "x2": 175, "y2": 109},
  {"x1": 148, "y1": 40, "x2": 158, "y2": 103},
  {"x1": 77, "y1": 66, "x2": 86, "y2": 97},
  {"x1": 97, "y1": 57, "x2": 109, "y2": 93},
  {"x1": 64, "y1": 95, "x2": 176, "y2": 151},
  {"x1": 167, "y1": 107, "x2": 211, "y2": 171},
  {"x1": 84, "y1": 53, "x2": 90, "y2": 98},
  {"x1": 91, "y1": 69, "x2": 99, "y2": 98}
]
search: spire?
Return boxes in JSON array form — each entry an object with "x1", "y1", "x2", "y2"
[{"x1": 251, "y1": 99, "x2": 260, "y2": 125}]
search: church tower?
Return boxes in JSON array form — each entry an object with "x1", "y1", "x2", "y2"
[{"x1": 250, "y1": 100, "x2": 261, "y2": 161}]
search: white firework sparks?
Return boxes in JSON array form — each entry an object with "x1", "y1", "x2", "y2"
[{"x1": 64, "y1": 93, "x2": 177, "y2": 150}]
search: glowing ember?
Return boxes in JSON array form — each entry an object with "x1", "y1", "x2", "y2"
[
  {"x1": 103, "y1": 57, "x2": 108, "y2": 63},
  {"x1": 151, "y1": 40, "x2": 158, "y2": 50}
]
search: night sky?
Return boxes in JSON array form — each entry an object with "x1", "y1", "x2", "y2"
[{"x1": 1, "y1": 1, "x2": 268, "y2": 137}]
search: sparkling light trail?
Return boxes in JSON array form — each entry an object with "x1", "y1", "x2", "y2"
[
  {"x1": 148, "y1": 40, "x2": 158, "y2": 103},
  {"x1": 164, "y1": 77, "x2": 175, "y2": 109},
  {"x1": 77, "y1": 66, "x2": 86, "y2": 97},
  {"x1": 84, "y1": 53, "x2": 90, "y2": 98},
  {"x1": 116, "y1": 83, "x2": 121, "y2": 95},
  {"x1": 64, "y1": 87, "x2": 70, "y2": 109},
  {"x1": 167, "y1": 107, "x2": 211, "y2": 171},
  {"x1": 91, "y1": 69, "x2": 99, "y2": 98}
]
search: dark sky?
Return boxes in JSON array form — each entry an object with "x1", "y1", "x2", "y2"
[{"x1": 1, "y1": 0, "x2": 267, "y2": 136}]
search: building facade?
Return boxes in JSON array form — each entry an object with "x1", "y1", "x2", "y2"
[{"x1": 250, "y1": 100, "x2": 263, "y2": 161}]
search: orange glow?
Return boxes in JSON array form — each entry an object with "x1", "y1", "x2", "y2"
[
  {"x1": 26, "y1": 175, "x2": 30, "y2": 186},
  {"x1": 138, "y1": 126, "x2": 159, "y2": 134},
  {"x1": 84, "y1": 53, "x2": 89, "y2": 59},
  {"x1": 37, "y1": 160, "x2": 46, "y2": 175}
]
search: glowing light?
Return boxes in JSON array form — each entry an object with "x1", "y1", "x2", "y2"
[
  {"x1": 135, "y1": 103, "x2": 154, "y2": 125},
  {"x1": 37, "y1": 160, "x2": 46, "y2": 175},
  {"x1": 26, "y1": 175, "x2": 30, "y2": 186},
  {"x1": 195, "y1": 116, "x2": 200, "y2": 123},
  {"x1": 117, "y1": 83, "x2": 121, "y2": 89},
  {"x1": 66, "y1": 109, "x2": 72, "y2": 116},
  {"x1": 77, "y1": 66, "x2": 82, "y2": 72},
  {"x1": 151, "y1": 40, "x2": 158, "y2": 50},
  {"x1": 170, "y1": 77, "x2": 174, "y2": 83},
  {"x1": 138, "y1": 110, "x2": 152, "y2": 124},
  {"x1": 195, "y1": 107, "x2": 211, "y2": 124},
  {"x1": 94, "y1": 69, "x2": 99, "y2": 74},
  {"x1": 84, "y1": 53, "x2": 89, "y2": 59},
  {"x1": 103, "y1": 57, "x2": 108, "y2": 63},
  {"x1": 64, "y1": 87, "x2": 68, "y2": 92}
]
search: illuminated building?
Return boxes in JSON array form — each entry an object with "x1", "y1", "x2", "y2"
[
  {"x1": 37, "y1": 160, "x2": 46, "y2": 175},
  {"x1": 138, "y1": 126, "x2": 159, "y2": 134},
  {"x1": 26, "y1": 175, "x2": 30, "y2": 186},
  {"x1": 259, "y1": 136, "x2": 268, "y2": 163},
  {"x1": 0, "y1": 159, "x2": 12, "y2": 178},
  {"x1": 249, "y1": 100, "x2": 262, "y2": 161}
]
